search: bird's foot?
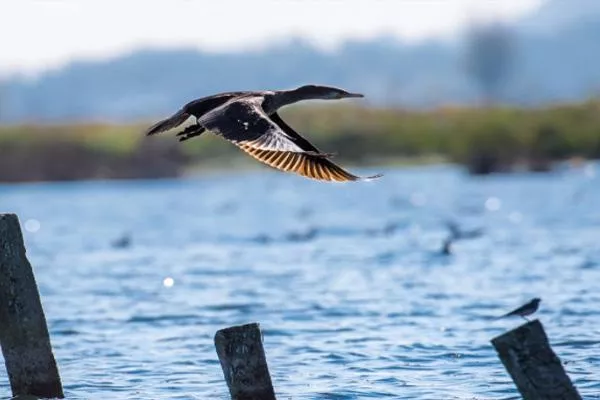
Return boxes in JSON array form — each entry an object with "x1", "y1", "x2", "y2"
[
  {"x1": 176, "y1": 124, "x2": 200, "y2": 136},
  {"x1": 176, "y1": 124, "x2": 206, "y2": 142}
]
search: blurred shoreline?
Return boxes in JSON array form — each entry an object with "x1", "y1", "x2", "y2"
[{"x1": 1, "y1": 101, "x2": 598, "y2": 183}]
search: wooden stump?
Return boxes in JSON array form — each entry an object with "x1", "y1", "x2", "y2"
[
  {"x1": 0, "y1": 213, "x2": 64, "y2": 398},
  {"x1": 214, "y1": 322, "x2": 276, "y2": 400},
  {"x1": 491, "y1": 319, "x2": 581, "y2": 400}
]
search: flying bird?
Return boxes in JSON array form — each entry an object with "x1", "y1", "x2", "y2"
[
  {"x1": 144, "y1": 85, "x2": 383, "y2": 182},
  {"x1": 498, "y1": 298, "x2": 541, "y2": 321}
]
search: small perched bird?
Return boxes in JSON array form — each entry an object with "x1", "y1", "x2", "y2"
[
  {"x1": 145, "y1": 85, "x2": 383, "y2": 182},
  {"x1": 498, "y1": 298, "x2": 541, "y2": 321}
]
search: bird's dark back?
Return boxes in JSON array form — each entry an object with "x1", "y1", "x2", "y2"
[{"x1": 183, "y1": 91, "x2": 251, "y2": 118}]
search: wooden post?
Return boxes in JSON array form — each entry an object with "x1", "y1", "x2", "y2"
[
  {"x1": 214, "y1": 322, "x2": 276, "y2": 400},
  {"x1": 491, "y1": 319, "x2": 581, "y2": 400},
  {"x1": 0, "y1": 213, "x2": 64, "y2": 398}
]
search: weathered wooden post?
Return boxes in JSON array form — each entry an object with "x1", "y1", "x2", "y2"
[
  {"x1": 491, "y1": 319, "x2": 581, "y2": 400},
  {"x1": 214, "y1": 322, "x2": 276, "y2": 400},
  {"x1": 0, "y1": 213, "x2": 64, "y2": 398}
]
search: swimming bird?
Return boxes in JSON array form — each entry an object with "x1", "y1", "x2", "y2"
[
  {"x1": 444, "y1": 219, "x2": 484, "y2": 240},
  {"x1": 441, "y1": 236, "x2": 453, "y2": 256},
  {"x1": 145, "y1": 85, "x2": 383, "y2": 182},
  {"x1": 111, "y1": 232, "x2": 132, "y2": 249},
  {"x1": 498, "y1": 298, "x2": 541, "y2": 321}
]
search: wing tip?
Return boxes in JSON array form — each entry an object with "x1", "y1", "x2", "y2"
[
  {"x1": 361, "y1": 173, "x2": 384, "y2": 182},
  {"x1": 321, "y1": 172, "x2": 384, "y2": 183},
  {"x1": 144, "y1": 110, "x2": 190, "y2": 137},
  {"x1": 145, "y1": 127, "x2": 162, "y2": 136}
]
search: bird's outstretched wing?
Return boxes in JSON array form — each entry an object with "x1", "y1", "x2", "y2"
[
  {"x1": 145, "y1": 91, "x2": 249, "y2": 136},
  {"x1": 199, "y1": 97, "x2": 382, "y2": 182},
  {"x1": 145, "y1": 109, "x2": 190, "y2": 136},
  {"x1": 268, "y1": 112, "x2": 322, "y2": 153}
]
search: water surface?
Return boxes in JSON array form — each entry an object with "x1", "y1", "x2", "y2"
[{"x1": 1, "y1": 164, "x2": 599, "y2": 399}]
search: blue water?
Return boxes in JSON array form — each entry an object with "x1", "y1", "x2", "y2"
[{"x1": 1, "y1": 164, "x2": 600, "y2": 399}]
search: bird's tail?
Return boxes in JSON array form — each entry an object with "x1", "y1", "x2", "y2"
[
  {"x1": 495, "y1": 311, "x2": 515, "y2": 320},
  {"x1": 145, "y1": 109, "x2": 190, "y2": 136}
]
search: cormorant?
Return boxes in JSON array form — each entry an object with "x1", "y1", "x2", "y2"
[{"x1": 145, "y1": 85, "x2": 383, "y2": 182}]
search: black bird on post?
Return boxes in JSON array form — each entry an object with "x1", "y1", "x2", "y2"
[
  {"x1": 145, "y1": 85, "x2": 383, "y2": 182},
  {"x1": 498, "y1": 298, "x2": 541, "y2": 321}
]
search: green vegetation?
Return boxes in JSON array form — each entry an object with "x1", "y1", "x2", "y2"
[
  {"x1": 281, "y1": 100, "x2": 600, "y2": 173},
  {"x1": 1, "y1": 101, "x2": 599, "y2": 182}
]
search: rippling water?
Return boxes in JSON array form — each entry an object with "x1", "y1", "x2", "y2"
[{"x1": 1, "y1": 164, "x2": 600, "y2": 399}]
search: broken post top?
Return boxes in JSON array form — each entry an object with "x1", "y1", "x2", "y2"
[
  {"x1": 0, "y1": 213, "x2": 21, "y2": 228},
  {"x1": 0, "y1": 213, "x2": 19, "y2": 220},
  {"x1": 215, "y1": 323, "x2": 263, "y2": 344},
  {"x1": 492, "y1": 319, "x2": 546, "y2": 345},
  {"x1": 0, "y1": 213, "x2": 26, "y2": 257},
  {"x1": 215, "y1": 323, "x2": 276, "y2": 400}
]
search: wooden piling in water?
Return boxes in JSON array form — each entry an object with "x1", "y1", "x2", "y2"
[
  {"x1": 214, "y1": 322, "x2": 276, "y2": 400},
  {"x1": 491, "y1": 319, "x2": 581, "y2": 400},
  {"x1": 0, "y1": 213, "x2": 64, "y2": 399}
]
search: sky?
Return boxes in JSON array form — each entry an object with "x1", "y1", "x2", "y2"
[{"x1": 2, "y1": 0, "x2": 543, "y2": 76}]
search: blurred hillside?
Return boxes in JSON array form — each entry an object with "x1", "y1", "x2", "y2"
[{"x1": 1, "y1": 0, "x2": 600, "y2": 123}]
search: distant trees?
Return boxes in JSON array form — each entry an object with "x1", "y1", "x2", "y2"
[
  {"x1": 464, "y1": 22, "x2": 516, "y2": 105},
  {"x1": 0, "y1": 84, "x2": 4, "y2": 123}
]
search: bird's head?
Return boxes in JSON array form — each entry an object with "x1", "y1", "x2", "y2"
[
  {"x1": 531, "y1": 298, "x2": 541, "y2": 306},
  {"x1": 293, "y1": 84, "x2": 364, "y2": 100}
]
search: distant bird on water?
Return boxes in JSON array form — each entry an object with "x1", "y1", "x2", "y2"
[
  {"x1": 145, "y1": 85, "x2": 383, "y2": 182},
  {"x1": 111, "y1": 232, "x2": 132, "y2": 249},
  {"x1": 444, "y1": 219, "x2": 484, "y2": 240},
  {"x1": 498, "y1": 298, "x2": 541, "y2": 321},
  {"x1": 440, "y1": 236, "x2": 453, "y2": 256}
]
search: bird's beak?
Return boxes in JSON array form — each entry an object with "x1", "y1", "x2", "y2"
[{"x1": 345, "y1": 92, "x2": 364, "y2": 98}]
